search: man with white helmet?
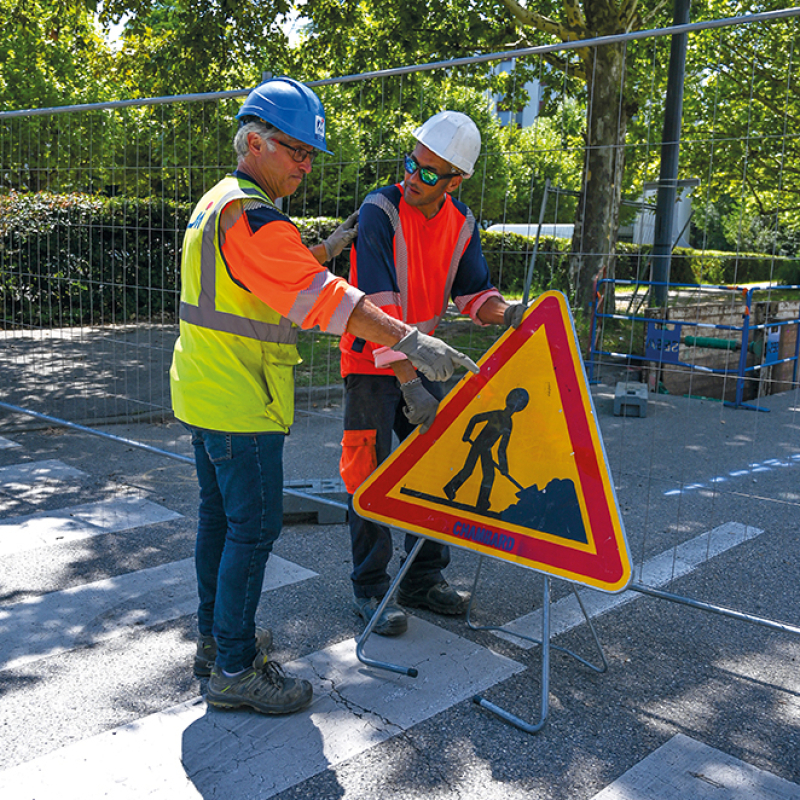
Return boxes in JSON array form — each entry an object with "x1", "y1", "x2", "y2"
[
  {"x1": 340, "y1": 110, "x2": 525, "y2": 636},
  {"x1": 171, "y1": 82, "x2": 478, "y2": 715}
]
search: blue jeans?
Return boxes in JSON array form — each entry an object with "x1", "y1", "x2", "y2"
[
  {"x1": 188, "y1": 426, "x2": 285, "y2": 674},
  {"x1": 343, "y1": 373, "x2": 450, "y2": 599}
]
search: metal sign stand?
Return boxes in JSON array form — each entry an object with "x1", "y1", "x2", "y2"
[
  {"x1": 356, "y1": 543, "x2": 609, "y2": 733},
  {"x1": 467, "y1": 555, "x2": 608, "y2": 733},
  {"x1": 355, "y1": 537, "x2": 426, "y2": 678}
]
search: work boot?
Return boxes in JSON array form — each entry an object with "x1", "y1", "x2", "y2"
[
  {"x1": 193, "y1": 627, "x2": 274, "y2": 678},
  {"x1": 206, "y1": 653, "x2": 312, "y2": 715},
  {"x1": 398, "y1": 580, "x2": 470, "y2": 615},
  {"x1": 353, "y1": 596, "x2": 408, "y2": 636}
]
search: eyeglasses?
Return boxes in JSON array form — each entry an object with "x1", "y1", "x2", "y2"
[
  {"x1": 404, "y1": 153, "x2": 460, "y2": 186},
  {"x1": 276, "y1": 139, "x2": 318, "y2": 164}
]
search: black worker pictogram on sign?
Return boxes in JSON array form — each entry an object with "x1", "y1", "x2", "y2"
[{"x1": 353, "y1": 291, "x2": 632, "y2": 592}]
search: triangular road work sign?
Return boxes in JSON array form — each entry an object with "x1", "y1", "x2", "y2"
[{"x1": 353, "y1": 291, "x2": 632, "y2": 592}]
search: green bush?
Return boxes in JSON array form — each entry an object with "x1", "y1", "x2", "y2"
[
  {"x1": 3, "y1": 190, "x2": 798, "y2": 329},
  {"x1": 0, "y1": 192, "x2": 352, "y2": 327},
  {"x1": 646, "y1": 247, "x2": 800, "y2": 287},
  {"x1": 0, "y1": 191, "x2": 190, "y2": 327},
  {"x1": 480, "y1": 230, "x2": 573, "y2": 297}
]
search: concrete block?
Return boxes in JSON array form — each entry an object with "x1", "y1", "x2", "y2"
[
  {"x1": 283, "y1": 477, "x2": 348, "y2": 524},
  {"x1": 614, "y1": 381, "x2": 648, "y2": 418}
]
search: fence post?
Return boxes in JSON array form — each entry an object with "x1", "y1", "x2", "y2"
[
  {"x1": 651, "y1": 0, "x2": 690, "y2": 306},
  {"x1": 733, "y1": 289, "x2": 754, "y2": 408},
  {"x1": 794, "y1": 302, "x2": 800, "y2": 386},
  {"x1": 587, "y1": 281, "x2": 603, "y2": 383}
]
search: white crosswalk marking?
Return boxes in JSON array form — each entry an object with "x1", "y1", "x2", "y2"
[
  {"x1": 0, "y1": 496, "x2": 183, "y2": 555},
  {"x1": 0, "y1": 555, "x2": 318, "y2": 672},
  {"x1": 590, "y1": 734, "x2": 800, "y2": 800},
  {"x1": 0, "y1": 458, "x2": 85, "y2": 483},
  {"x1": 0, "y1": 617, "x2": 524, "y2": 800},
  {"x1": 492, "y1": 522, "x2": 764, "y2": 648}
]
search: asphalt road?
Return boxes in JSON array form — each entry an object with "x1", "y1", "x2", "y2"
[{"x1": 0, "y1": 379, "x2": 798, "y2": 800}]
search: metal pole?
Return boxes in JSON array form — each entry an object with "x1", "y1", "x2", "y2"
[
  {"x1": 651, "y1": 0, "x2": 691, "y2": 307},
  {"x1": 0, "y1": 401, "x2": 194, "y2": 465},
  {"x1": 3, "y1": 9, "x2": 798, "y2": 120},
  {"x1": 733, "y1": 289, "x2": 753, "y2": 408},
  {"x1": 793, "y1": 302, "x2": 800, "y2": 385},
  {"x1": 630, "y1": 583, "x2": 800, "y2": 636},
  {"x1": 355, "y1": 536, "x2": 425, "y2": 677},
  {"x1": 473, "y1": 576, "x2": 551, "y2": 733},
  {"x1": 0, "y1": 400, "x2": 348, "y2": 512},
  {"x1": 523, "y1": 178, "x2": 551, "y2": 306}
]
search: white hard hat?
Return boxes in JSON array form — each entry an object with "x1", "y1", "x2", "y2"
[{"x1": 412, "y1": 111, "x2": 481, "y2": 177}]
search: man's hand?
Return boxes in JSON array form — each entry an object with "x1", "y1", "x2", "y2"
[
  {"x1": 400, "y1": 378, "x2": 439, "y2": 433},
  {"x1": 393, "y1": 328, "x2": 479, "y2": 382},
  {"x1": 503, "y1": 302, "x2": 526, "y2": 328},
  {"x1": 322, "y1": 211, "x2": 359, "y2": 261}
]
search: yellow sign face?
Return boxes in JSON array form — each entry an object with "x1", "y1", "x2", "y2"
[{"x1": 354, "y1": 291, "x2": 631, "y2": 592}]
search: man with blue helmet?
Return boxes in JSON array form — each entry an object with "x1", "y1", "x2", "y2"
[{"x1": 170, "y1": 77, "x2": 478, "y2": 715}]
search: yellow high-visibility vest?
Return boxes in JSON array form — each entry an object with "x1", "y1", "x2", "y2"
[{"x1": 170, "y1": 175, "x2": 300, "y2": 433}]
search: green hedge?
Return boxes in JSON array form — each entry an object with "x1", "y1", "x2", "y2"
[
  {"x1": 666, "y1": 247, "x2": 800, "y2": 286},
  {"x1": 0, "y1": 192, "x2": 188, "y2": 327},
  {"x1": 0, "y1": 192, "x2": 356, "y2": 327},
  {"x1": 2, "y1": 191, "x2": 798, "y2": 328},
  {"x1": 479, "y1": 233, "x2": 800, "y2": 295},
  {"x1": 480, "y1": 231, "x2": 573, "y2": 296}
]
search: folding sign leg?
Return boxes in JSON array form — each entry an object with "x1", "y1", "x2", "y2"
[
  {"x1": 473, "y1": 574, "x2": 552, "y2": 733},
  {"x1": 466, "y1": 556, "x2": 608, "y2": 672},
  {"x1": 355, "y1": 536, "x2": 426, "y2": 678},
  {"x1": 467, "y1": 556, "x2": 609, "y2": 733}
]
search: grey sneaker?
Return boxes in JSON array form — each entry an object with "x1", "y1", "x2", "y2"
[
  {"x1": 206, "y1": 654, "x2": 312, "y2": 715},
  {"x1": 193, "y1": 628, "x2": 273, "y2": 678},
  {"x1": 353, "y1": 596, "x2": 408, "y2": 636},
  {"x1": 398, "y1": 580, "x2": 470, "y2": 615}
]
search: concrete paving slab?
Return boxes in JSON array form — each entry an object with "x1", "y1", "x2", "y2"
[
  {"x1": 0, "y1": 617, "x2": 524, "y2": 800},
  {"x1": 590, "y1": 733, "x2": 800, "y2": 799},
  {"x1": 0, "y1": 496, "x2": 182, "y2": 555},
  {"x1": 0, "y1": 435, "x2": 20, "y2": 449},
  {"x1": 0, "y1": 555, "x2": 318, "y2": 671}
]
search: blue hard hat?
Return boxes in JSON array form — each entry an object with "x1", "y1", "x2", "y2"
[{"x1": 236, "y1": 77, "x2": 333, "y2": 154}]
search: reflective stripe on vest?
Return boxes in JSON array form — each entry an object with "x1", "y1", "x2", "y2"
[
  {"x1": 361, "y1": 189, "x2": 475, "y2": 334},
  {"x1": 179, "y1": 183, "x2": 298, "y2": 345}
]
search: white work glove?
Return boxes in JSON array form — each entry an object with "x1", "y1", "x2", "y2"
[
  {"x1": 322, "y1": 212, "x2": 359, "y2": 261},
  {"x1": 503, "y1": 302, "x2": 526, "y2": 328},
  {"x1": 401, "y1": 378, "x2": 440, "y2": 433},
  {"x1": 393, "y1": 328, "x2": 480, "y2": 382}
]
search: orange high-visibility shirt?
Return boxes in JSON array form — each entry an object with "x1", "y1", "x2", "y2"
[{"x1": 340, "y1": 183, "x2": 499, "y2": 377}]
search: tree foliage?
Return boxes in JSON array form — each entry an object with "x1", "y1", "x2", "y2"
[
  {"x1": 4, "y1": 0, "x2": 800, "y2": 286},
  {"x1": 293, "y1": 0, "x2": 676, "y2": 307},
  {"x1": 0, "y1": 0, "x2": 114, "y2": 111},
  {"x1": 99, "y1": 0, "x2": 296, "y2": 97}
]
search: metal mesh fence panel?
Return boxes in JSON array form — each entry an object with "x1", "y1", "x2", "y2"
[{"x1": 1, "y1": 10, "x2": 800, "y2": 626}]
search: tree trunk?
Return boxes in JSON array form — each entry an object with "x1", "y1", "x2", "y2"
[{"x1": 570, "y1": 42, "x2": 629, "y2": 316}]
